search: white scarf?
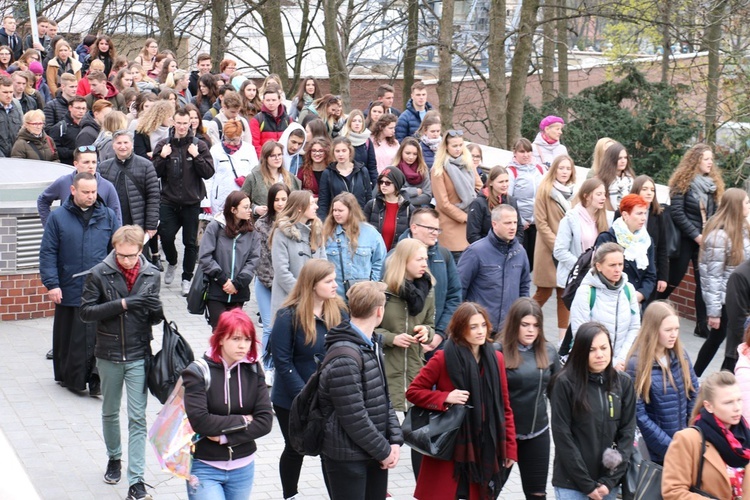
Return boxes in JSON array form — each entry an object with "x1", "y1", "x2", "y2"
[{"x1": 612, "y1": 217, "x2": 651, "y2": 270}]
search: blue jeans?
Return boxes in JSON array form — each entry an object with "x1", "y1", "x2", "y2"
[
  {"x1": 187, "y1": 459, "x2": 255, "y2": 500},
  {"x1": 254, "y1": 279, "x2": 273, "y2": 370},
  {"x1": 554, "y1": 486, "x2": 619, "y2": 500},
  {"x1": 97, "y1": 358, "x2": 148, "y2": 486}
]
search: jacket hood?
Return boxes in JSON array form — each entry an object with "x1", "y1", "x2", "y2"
[
  {"x1": 260, "y1": 103, "x2": 288, "y2": 120},
  {"x1": 279, "y1": 122, "x2": 306, "y2": 165},
  {"x1": 94, "y1": 81, "x2": 119, "y2": 99},
  {"x1": 277, "y1": 217, "x2": 312, "y2": 242},
  {"x1": 582, "y1": 270, "x2": 630, "y2": 291},
  {"x1": 80, "y1": 112, "x2": 100, "y2": 131},
  {"x1": 324, "y1": 320, "x2": 370, "y2": 349},
  {"x1": 17, "y1": 127, "x2": 47, "y2": 143},
  {"x1": 507, "y1": 159, "x2": 537, "y2": 170}
]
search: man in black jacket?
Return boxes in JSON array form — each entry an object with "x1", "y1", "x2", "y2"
[
  {"x1": 152, "y1": 108, "x2": 214, "y2": 295},
  {"x1": 319, "y1": 281, "x2": 403, "y2": 499},
  {"x1": 0, "y1": 16, "x2": 22, "y2": 60},
  {"x1": 45, "y1": 73, "x2": 78, "y2": 133},
  {"x1": 80, "y1": 225, "x2": 162, "y2": 500},
  {"x1": 48, "y1": 96, "x2": 87, "y2": 165},
  {"x1": 724, "y1": 259, "x2": 750, "y2": 371}
]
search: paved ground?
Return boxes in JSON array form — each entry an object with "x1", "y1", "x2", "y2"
[{"x1": 0, "y1": 247, "x2": 725, "y2": 499}]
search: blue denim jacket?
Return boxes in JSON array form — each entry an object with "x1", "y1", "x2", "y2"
[{"x1": 325, "y1": 223, "x2": 387, "y2": 297}]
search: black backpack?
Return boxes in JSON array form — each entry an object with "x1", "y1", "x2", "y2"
[
  {"x1": 148, "y1": 320, "x2": 195, "y2": 404},
  {"x1": 288, "y1": 343, "x2": 363, "y2": 456},
  {"x1": 561, "y1": 245, "x2": 596, "y2": 310}
]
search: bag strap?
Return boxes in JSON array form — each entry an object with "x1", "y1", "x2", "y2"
[
  {"x1": 336, "y1": 237, "x2": 347, "y2": 284},
  {"x1": 117, "y1": 161, "x2": 147, "y2": 200},
  {"x1": 322, "y1": 344, "x2": 363, "y2": 371},
  {"x1": 27, "y1": 140, "x2": 46, "y2": 160},
  {"x1": 691, "y1": 425, "x2": 707, "y2": 491}
]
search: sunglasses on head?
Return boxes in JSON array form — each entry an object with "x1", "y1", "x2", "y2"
[
  {"x1": 77, "y1": 145, "x2": 96, "y2": 152},
  {"x1": 447, "y1": 129, "x2": 464, "y2": 137}
]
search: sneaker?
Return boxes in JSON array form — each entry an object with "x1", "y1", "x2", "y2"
[
  {"x1": 126, "y1": 482, "x2": 152, "y2": 500},
  {"x1": 164, "y1": 264, "x2": 177, "y2": 284},
  {"x1": 151, "y1": 256, "x2": 164, "y2": 272},
  {"x1": 181, "y1": 279, "x2": 191, "y2": 297},
  {"x1": 46, "y1": 349, "x2": 53, "y2": 360},
  {"x1": 103, "y1": 459, "x2": 121, "y2": 484}
]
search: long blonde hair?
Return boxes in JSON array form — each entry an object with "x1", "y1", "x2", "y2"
[
  {"x1": 590, "y1": 137, "x2": 615, "y2": 175},
  {"x1": 690, "y1": 371, "x2": 736, "y2": 424},
  {"x1": 626, "y1": 301, "x2": 696, "y2": 404},
  {"x1": 280, "y1": 259, "x2": 346, "y2": 345},
  {"x1": 669, "y1": 143, "x2": 725, "y2": 198},
  {"x1": 391, "y1": 137, "x2": 428, "y2": 177},
  {"x1": 382, "y1": 239, "x2": 434, "y2": 294},
  {"x1": 322, "y1": 193, "x2": 365, "y2": 253},
  {"x1": 270, "y1": 190, "x2": 323, "y2": 252},
  {"x1": 135, "y1": 100, "x2": 175, "y2": 135},
  {"x1": 432, "y1": 131, "x2": 473, "y2": 177},
  {"x1": 536, "y1": 154, "x2": 577, "y2": 205},
  {"x1": 702, "y1": 188, "x2": 750, "y2": 267}
]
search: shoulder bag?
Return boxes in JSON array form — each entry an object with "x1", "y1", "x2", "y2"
[{"x1": 401, "y1": 403, "x2": 468, "y2": 461}]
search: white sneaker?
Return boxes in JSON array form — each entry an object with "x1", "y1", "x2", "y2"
[
  {"x1": 181, "y1": 280, "x2": 191, "y2": 297},
  {"x1": 164, "y1": 264, "x2": 177, "y2": 284}
]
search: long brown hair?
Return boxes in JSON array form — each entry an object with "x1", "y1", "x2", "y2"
[
  {"x1": 597, "y1": 143, "x2": 635, "y2": 199},
  {"x1": 701, "y1": 188, "x2": 750, "y2": 267},
  {"x1": 391, "y1": 137, "x2": 428, "y2": 177},
  {"x1": 447, "y1": 302, "x2": 493, "y2": 349},
  {"x1": 280, "y1": 259, "x2": 345, "y2": 345},
  {"x1": 259, "y1": 141, "x2": 294, "y2": 188},
  {"x1": 222, "y1": 191, "x2": 254, "y2": 237},
  {"x1": 486, "y1": 166, "x2": 509, "y2": 211},
  {"x1": 630, "y1": 175, "x2": 662, "y2": 215},
  {"x1": 572, "y1": 178, "x2": 609, "y2": 232},
  {"x1": 500, "y1": 298, "x2": 550, "y2": 369},
  {"x1": 270, "y1": 190, "x2": 323, "y2": 252},
  {"x1": 626, "y1": 301, "x2": 696, "y2": 404},
  {"x1": 536, "y1": 154, "x2": 577, "y2": 206},
  {"x1": 669, "y1": 143, "x2": 725, "y2": 198},
  {"x1": 322, "y1": 192, "x2": 366, "y2": 253}
]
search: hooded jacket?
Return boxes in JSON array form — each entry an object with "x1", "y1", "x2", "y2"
[
  {"x1": 353, "y1": 137, "x2": 378, "y2": 187},
  {"x1": 84, "y1": 82, "x2": 126, "y2": 112},
  {"x1": 37, "y1": 171, "x2": 122, "y2": 227},
  {"x1": 198, "y1": 218, "x2": 261, "y2": 304},
  {"x1": 625, "y1": 351, "x2": 698, "y2": 463},
  {"x1": 39, "y1": 196, "x2": 120, "y2": 307},
  {"x1": 75, "y1": 112, "x2": 100, "y2": 147},
  {"x1": 250, "y1": 103, "x2": 292, "y2": 156},
  {"x1": 152, "y1": 129, "x2": 215, "y2": 205},
  {"x1": 531, "y1": 131, "x2": 568, "y2": 167},
  {"x1": 570, "y1": 272, "x2": 641, "y2": 365},
  {"x1": 363, "y1": 193, "x2": 412, "y2": 250},
  {"x1": 207, "y1": 141, "x2": 257, "y2": 214},
  {"x1": 507, "y1": 159, "x2": 544, "y2": 224},
  {"x1": 553, "y1": 208, "x2": 594, "y2": 288},
  {"x1": 596, "y1": 228, "x2": 658, "y2": 300},
  {"x1": 45, "y1": 57, "x2": 82, "y2": 96},
  {"x1": 79, "y1": 252, "x2": 162, "y2": 362},
  {"x1": 0, "y1": 99, "x2": 23, "y2": 157},
  {"x1": 279, "y1": 122, "x2": 306, "y2": 176},
  {"x1": 551, "y1": 370, "x2": 636, "y2": 494},
  {"x1": 670, "y1": 182, "x2": 718, "y2": 241},
  {"x1": 48, "y1": 112, "x2": 82, "y2": 164},
  {"x1": 325, "y1": 223, "x2": 387, "y2": 297},
  {"x1": 319, "y1": 320, "x2": 404, "y2": 461},
  {"x1": 458, "y1": 230, "x2": 531, "y2": 331},
  {"x1": 317, "y1": 161, "x2": 373, "y2": 219},
  {"x1": 183, "y1": 353, "x2": 273, "y2": 462},
  {"x1": 395, "y1": 98, "x2": 433, "y2": 142},
  {"x1": 11, "y1": 127, "x2": 59, "y2": 161},
  {"x1": 699, "y1": 227, "x2": 750, "y2": 318},
  {"x1": 98, "y1": 153, "x2": 160, "y2": 230}
]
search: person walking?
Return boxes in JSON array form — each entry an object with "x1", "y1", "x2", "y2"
[{"x1": 363, "y1": 167, "x2": 413, "y2": 252}]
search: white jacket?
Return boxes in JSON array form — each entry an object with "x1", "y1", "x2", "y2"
[
  {"x1": 207, "y1": 142, "x2": 258, "y2": 214},
  {"x1": 553, "y1": 209, "x2": 587, "y2": 288},
  {"x1": 531, "y1": 132, "x2": 568, "y2": 167},
  {"x1": 699, "y1": 228, "x2": 750, "y2": 318},
  {"x1": 570, "y1": 271, "x2": 641, "y2": 365}
]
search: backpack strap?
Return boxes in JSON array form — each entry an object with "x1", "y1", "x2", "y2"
[
  {"x1": 187, "y1": 358, "x2": 211, "y2": 391},
  {"x1": 589, "y1": 286, "x2": 596, "y2": 311},
  {"x1": 536, "y1": 164, "x2": 545, "y2": 175},
  {"x1": 623, "y1": 283, "x2": 635, "y2": 315},
  {"x1": 322, "y1": 343, "x2": 363, "y2": 371},
  {"x1": 508, "y1": 166, "x2": 517, "y2": 178}
]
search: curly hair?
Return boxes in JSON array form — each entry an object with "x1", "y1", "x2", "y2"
[
  {"x1": 668, "y1": 143, "x2": 725, "y2": 198},
  {"x1": 371, "y1": 113, "x2": 398, "y2": 147}
]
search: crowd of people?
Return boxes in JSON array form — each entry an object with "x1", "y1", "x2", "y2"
[{"x1": 23, "y1": 17, "x2": 750, "y2": 500}]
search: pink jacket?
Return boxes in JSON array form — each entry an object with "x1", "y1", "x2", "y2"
[{"x1": 735, "y1": 343, "x2": 750, "y2": 422}]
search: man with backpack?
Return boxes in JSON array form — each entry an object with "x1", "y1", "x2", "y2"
[
  {"x1": 317, "y1": 281, "x2": 403, "y2": 499},
  {"x1": 80, "y1": 225, "x2": 162, "y2": 500}
]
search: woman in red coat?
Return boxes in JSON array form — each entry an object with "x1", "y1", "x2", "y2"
[{"x1": 406, "y1": 302, "x2": 517, "y2": 500}]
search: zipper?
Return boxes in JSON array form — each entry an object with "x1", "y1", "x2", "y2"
[
  {"x1": 530, "y1": 368, "x2": 543, "y2": 433},
  {"x1": 227, "y1": 236, "x2": 237, "y2": 304},
  {"x1": 120, "y1": 314, "x2": 126, "y2": 361},
  {"x1": 403, "y1": 302, "x2": 409, "y2": 398}
]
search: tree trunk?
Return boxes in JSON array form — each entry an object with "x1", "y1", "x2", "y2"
[
  {"x1": 556, "y1": 1, "x2": 568, "y2": 118},
  {"x1": 259, "y1": 1, "x2": 290, "y2": 88},
  {"x1": 541, "y1": 0, "x2": 556, "y2": 104},
  {"x1": 323, "y1": 0, "x2": 350, "y2": 106},
  {"x1": 154, "y1": 0, "x2": 176, "y2": 53},
  {"x1": 703, "y1": 0, "x2": 726, "y2": 143},
  {"x1": 506, "y1": 0, "x2": 541, "y2": 145},
  {"x1": 659, "y1": 0, "x2": 671, "y2": 84},
  {"x1": 488, "y1": 0, "x2": 507, "y2": 148},
  {"x1": 438, "y1": 0, "x2": 455, "y2": 128},
  {"x1": 209, "y1": 0, "x2": 228, "y2": 74},
  {"x1": 402, "y1": 0, "x2": 419, "y2": 110}
]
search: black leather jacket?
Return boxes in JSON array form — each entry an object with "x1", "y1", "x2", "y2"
[{"x1": 80, "y1": 252, "x2": 162, "y2": 362}]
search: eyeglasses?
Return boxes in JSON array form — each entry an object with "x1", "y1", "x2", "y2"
[
  {"x1": 27, "y1": 122, "x2": 44, "y2": 126},
  {"x1": 378, "y1": 180, "x2": 393, "y2": 187},
  {"x1": 415, "y1": 223, "x2": 442, "y2": 234},
  {"x1": 115, "y1": 253, "x2": 141, "y2": 261},
  {"x1": 472, "y1": 154, "x2": 482, "y2": 159},
  {"x1": 310, "y1": 150, "x2": 326, "y2": 155},
  {"x1": 77, "y1": 145, "x2": 97, "y2": 152},
  {"x1": 269, "y1": 154, "x2": 283, "y2": 159},
  {"x1": 447, "y1": 129, "x2": 464, "y2": 137}
]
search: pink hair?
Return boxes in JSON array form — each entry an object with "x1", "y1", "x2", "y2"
[{"x1": 209, "y1": 308, "x2": 258, "y2": 363}]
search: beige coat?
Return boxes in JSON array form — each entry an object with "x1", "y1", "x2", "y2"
[
  {"x1": 431, "y1": 169, "x2": 483, "y2": 252},
  {"x1": 533, "y1": 192, "x2": 567, "y2": 288},
  {"x1": 662, "y1": 427, "x2": 750, "y2": 500}
]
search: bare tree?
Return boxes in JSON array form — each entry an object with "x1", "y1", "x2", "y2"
[
  {"x1": 487, "y1": 0, "x2": 508, "y2": 148},
  {"x1": 437, "y1": 0, "x2": 456, "y2": 127}
]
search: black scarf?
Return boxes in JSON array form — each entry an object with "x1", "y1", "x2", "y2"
[
  {"x1": 444, "y1": 339, "x2": 506, "y2": 499},
  {"x1": 399, "y1": 274, "x2": 432, "y2": 316},
  {"x1": 694, "y1": 407, "x2": 750, "y2": 468}
]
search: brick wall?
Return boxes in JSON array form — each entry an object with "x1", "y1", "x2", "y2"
[
  {"x1": 669, "y1": 263, "x2": 698, "y2": 322},
  {"x1": 0, "y1": 273, "x2": 54, "y2": 321}
]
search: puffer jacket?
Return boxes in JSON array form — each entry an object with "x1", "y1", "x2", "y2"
[
  {"x1": 270, "y1": 218, "x2": 326, "y2": 321},
  {"x1": 98, "y1": 153, "x2": 160, "y2": 230},
  {"x1": 11, "y1": 128, "x2": 59, "y2": 161},
  {"x1": 507, "y1": 160, "x2": 544, "y2": 224},
  {"x1": 466, "y1": 190, "x2": 522, "y2": 244},
  {"x1": 250, "y1": 104, "x2": 292, "y2": 156},
  {"x1": 253, "y1": 215, "x2": 275, "y2": 288},
  {"x1": 75, "y1": 112, "x2": 100, "y2": 148},
  {"x1": 325, "y1": 223, "x2": 387, "y2": 297},
  {"x1": 699, "y1": 227, "x2": 750, "y2": 318},
  {"x1": 153, "y1": 129, "x2": 215, "y2": 205},
  {"x1": 198, "y1": 219, "x2": 261, "y2": 304},
  {"x1": 363, "y1": 194, "x2": 412, "y2": 250},
  {"x1": 570, "y1": 272, "x2": 641, "y2": 365},
  {"x1": 79, "y1": 252, "x2": 162, "y2": 362},
  {"x1": 735, "y1": 343, "x2": 750, "y2": 422},
  {"x1": 596, "y1": 228, "x2": 657, "y2": 300},
  {"x1": 319, "y1": 320, "x2": 403, "y2": 461},
  {"x1": 208, "y1": 141, "x2": 257, "y2": 214},
  {"x1": 553, "y1": 207, "x2": 593, "y2": 288},
  {"x1": 457, "y1": 230, "x2": 531, "y2": 332},
  {"x1": 625, "y1": 351, "x2": 699, "y2": 463},
  {"x1": 39, "y1": 197, "x2": 120, "y2": 307},
  {"x1": 48, "y1": 113, "x2": 82, "y2": 165},
  {"x1": 726, "y1": 260, "x2": 750, "y2": 362},
  {"x1": 317, "y1": 161, "x2": 373, "y2": 218},
  {"x1": 551, "y1": 370, "x2": 636, "y2": 494},
  {"x1": 353, "y1": 139, "x2": 378, "y2": 187},
  {"x1": 0, "y1": 100, "x2": 23, "y2": 157},
  {"x1": 183, "y1": 354, "x2": 273, "y2": 462},
  {"x1": 395, "y1": 98, "x2": 433, "y2": 142},
  {"x1": 505, "y1": 343, "x2": 561, "y2": 437},
  {"x1": 531, "y1": 131, "x2": 568, "y2": 167},
  {"x1": 377, "y1": 278, "x2": 435, "y2": 412},
  {"x1": 670, "y1": 184, "x2": 718, "y2": 241},
  {"x1": 44, "y1": 95, "x2": 70, "y2": 134}
]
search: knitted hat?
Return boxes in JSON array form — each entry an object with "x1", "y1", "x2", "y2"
[
  {"x1": 378, "y1": 166, "x2": 406, "y2": 193},
  {"x1": 539, "y1": 115, "x2": 565, "y2": 131},
  {"x1": 29, "y1": 61, "x2": 43, "y2": 75}
]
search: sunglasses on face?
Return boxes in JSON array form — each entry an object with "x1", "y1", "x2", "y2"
[{"x1": 378, "y1": 180, "x2": 393, "y2": 187}]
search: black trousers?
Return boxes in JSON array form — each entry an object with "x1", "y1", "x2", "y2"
[
  {"x1": 507, "y1": 430, "x2": 550, "y2": 499},
  {"x1": 206, "y1": 300, "x2": 243, "y2": 329},
  {"x1": 52, "y1": 305, "x2": 97, "y2": 391},
  {"x1": 274, "y1": 404, "x2": 320, "y2": 499},
  {"x1": 523, "y1": 224, "x2": 537, "y2": 272},
  {"x1": 323, "y1": 456, "x2": 388, "y2": 500},
  {"x1": 158, "y1": 202, "x2": 200, "y2": 281},
  {"x1": 694, "y1": 306, "x2": 734, "y2": 376},
  {"x1": 658, "y1": 238, "x2": 707, "y2": 328}
]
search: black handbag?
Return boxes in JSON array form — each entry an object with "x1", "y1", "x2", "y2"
[
  {"x1": 148, "y1": 320, "x2": 195, "y2": 404},
  {"x1": 186, "y1": 265, "x2": 208, "y2": 316},
  {"x1": 621, "y1": 444, "x2": 643, "y2": 500},
  {"x1": 634, "y1": 459, "x2": 662, "y2": 500},
  {"x1": 661, "y1": 204, "x2": 681, "y2": 259},
  {"x1": 689, "y1": 426, "x2": 720, "y2": 499},
  {"x1": 402, "y1": 404, "x2": 468, "y2": 461}
]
